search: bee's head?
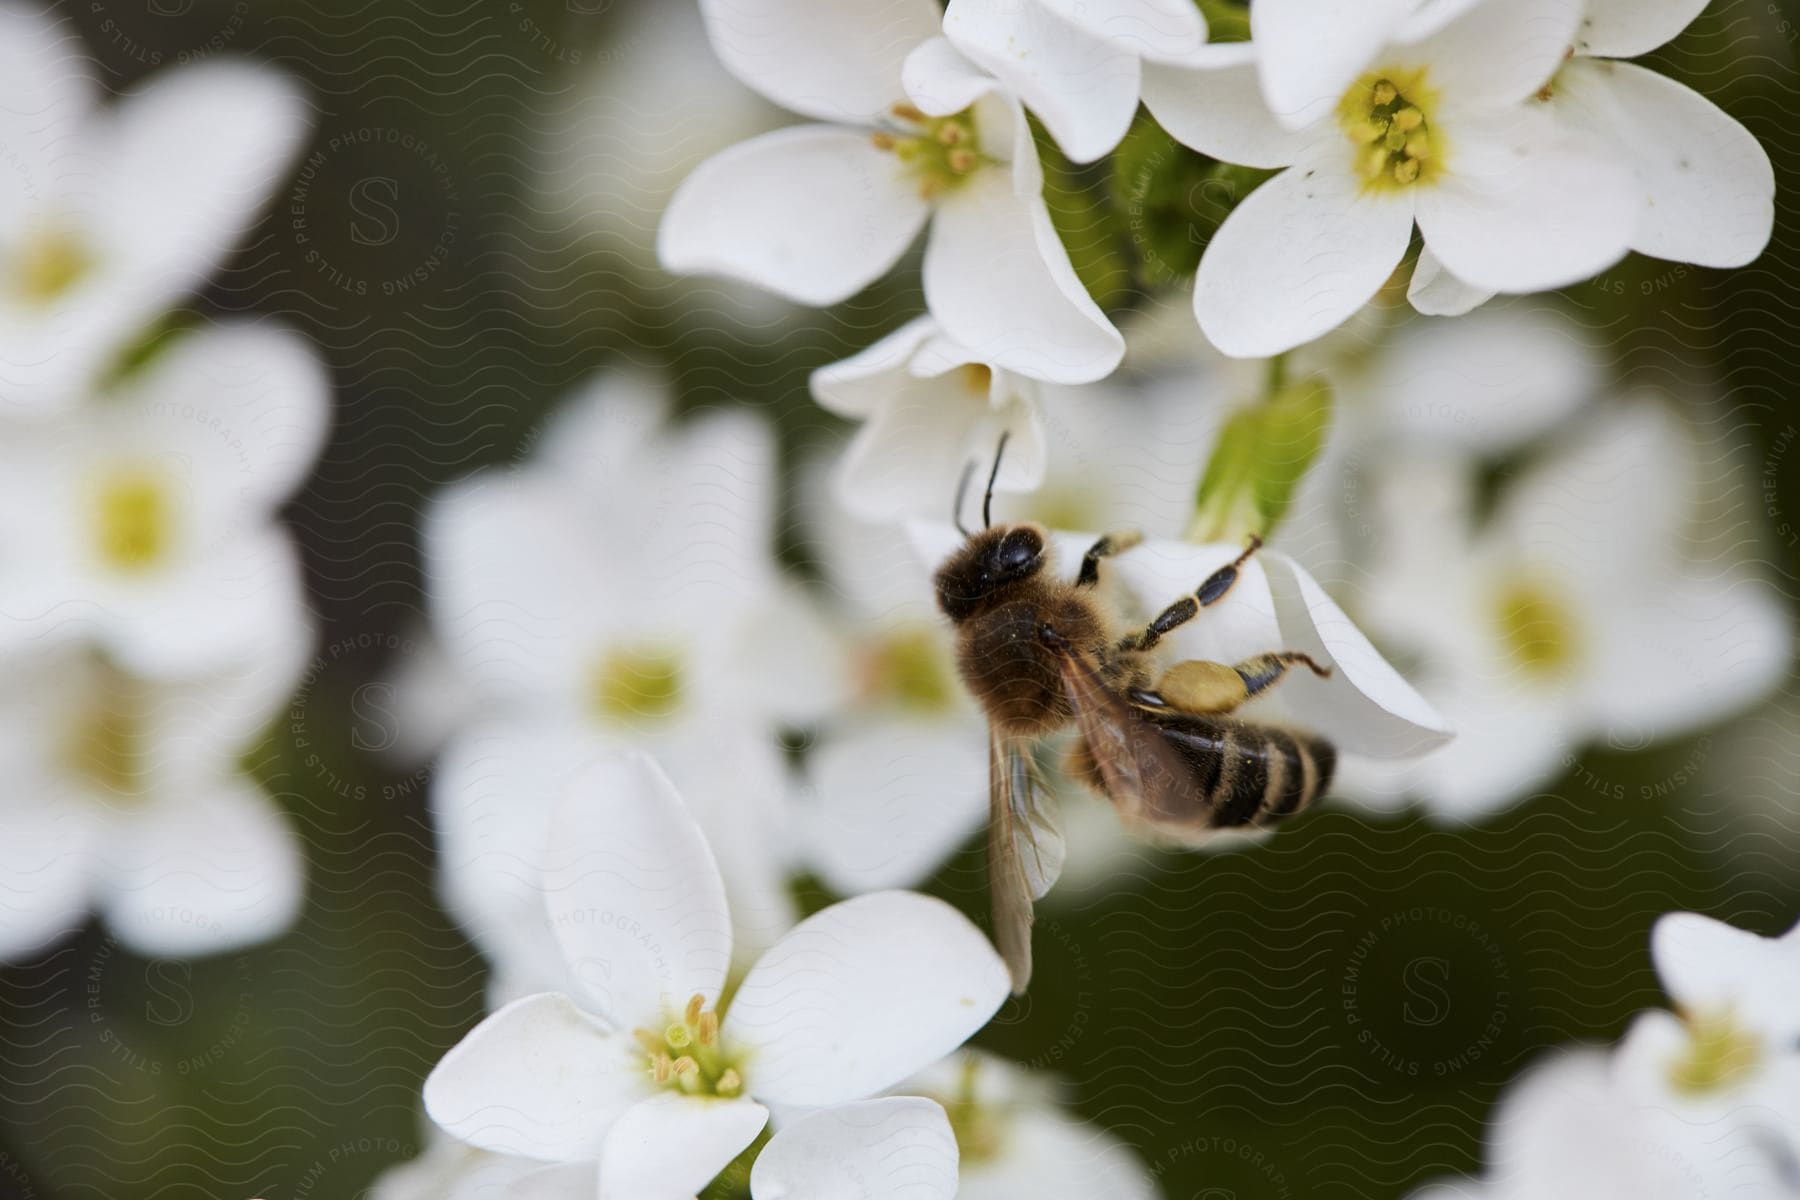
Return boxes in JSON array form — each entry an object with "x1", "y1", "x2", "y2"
[{"x1": 934, "y1": 522, "x2": 1047, "y2": 621}]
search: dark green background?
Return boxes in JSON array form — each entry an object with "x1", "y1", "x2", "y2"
[{"x1": 2, "y1": 0, "x2": 1797, "y2": 1196}]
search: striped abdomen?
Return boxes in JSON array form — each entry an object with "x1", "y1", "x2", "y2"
[{"x1": 1144, "y1": 712, "x2": 1335, "y2": 834}]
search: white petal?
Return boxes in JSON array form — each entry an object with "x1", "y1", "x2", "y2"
[
  {"x1": 1035, "y1": 0, "x2": 1208, "y2": 62},
  {"x1": 802, "y1": 722, "x2": 989, "y2": 893},
  {"x1": 1252, "y1": 0, "x2": 1419, "y2": 128},
  {"x1": 1415, "y1": 123, "x2": 1635, "y2": 293},
  {"x1": 425, "y1": 994, "x2": 648, "y2": 1161},
  {"x1": 0, "y1": 795, "x2": 101, "y2": 961},
  {"x1": 1580, "y1": 570, "x2": 1789, "y2": 742},
  {"x1": 698, "y1": 0, "x2": 943, "y2": 123},
  {"x1": 1261, "y1": 552, "x2": 1455, "y2": 757},
  {"x1": 1403, "y1": 0, "x2": 1582, "y2": 111},
  {"x1": 118, "y1": 323, "x2": 331, "y2": 520},
  {"x1": 99, "y1": 777, "x2": 303, "y2": 956},
  {"x1": 1368, "y1": 304, "x2": 1601, "y2": 452},
  {"x1": 924, "y1": 171, "x2": 1124, "y2": 383},
  {"x1": 942, "y1": 0, "x2": 1140, "y2": 164},
  {"x1": 831, "y1": 371, "x2": 995, "y2": 521},
  {"x1": 598, "y1": 1094, "x2": 768, "y2": 1200},
  {"x1": 1405, "y1": 245, "x2": 1496, "y2": 317},
  {"x1": 901, "y1": 36, "x2": 1006, "y2": 117},
  {"x1": 1574, "y1": 0, "x2": 1708, "y2": 57},
  {"x1": 811, "y1": 318, "x2": 941, "y2": 418},
  {"x1": 534, "y1": 367, "x2": 669, "y2": 486},
  {"x1": 506, "y1": 1164, "x2": 602, "y2": 1200},
  {"x1": 750, "y1": 1097, "x2": 958, "y2": 1200},
  {"x1": 1403, "y1": 672, "x2": 1573, "y2": 821},
  {"x1": 1193, "y1": 157, "x2": 1414, "y2": 358},
  {"x1": 92, "y1": 62, "x2": 306, "y2": 303},
  {"x1": 1553, "y1": 59, "x2": 1773, "y2": 268},
  {"x1": 724, "y1": 891, "x2": 1009, "y2": 1106},
  {"x1": 544, "y1": 753, "x2": 734, "y2": 1028},
  {"x1": 660, "y1": 125, "x2": 930, "y2": 306},
  {"x1": 0, "y1": 5, "x2": 91, "y2": 228},
  {"x1": 958, "y1": 1108, "x2": 1157, "y2": 1200},
  {"x1": 1652, "y1": 912, "x2": 1800, "y2": 1041},
  {"x1": 1140, "y1": 50, "x2": 1316, "y2": 169}
]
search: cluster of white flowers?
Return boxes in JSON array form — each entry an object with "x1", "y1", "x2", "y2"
[
  {"x1": 0, "y1": 6, "x2": 325, "y2": 960},
  {"x1": 1412, "y1": 911, "x2": 1800, "y2": 1199}
]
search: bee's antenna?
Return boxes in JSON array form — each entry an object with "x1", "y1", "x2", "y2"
[
  {"x1": 982, "y1": 431, "x2": 1010, "y2": 530},
  {"x1": 952, "y1": 459, "x2": 978, "y2": 538}
]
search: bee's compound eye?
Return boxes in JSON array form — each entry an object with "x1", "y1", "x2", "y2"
[{"x1": 994, "y1": 529, "x2": 1042, "y2": 577}]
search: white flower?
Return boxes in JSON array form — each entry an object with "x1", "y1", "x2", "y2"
[
  {"x1": 421, "y1": 372, "x2": 838, "y2": 1001},
  {"x1": 1143, "y1": 0, "x2": 1640, "y2": 356},
  {"x1": 422, "y1": 752, "x2": 1007, "y2": 1200},
  {"x1": 659, "y1": 0, "x2": 1124, "y2": 383},
  {"x1": 1408, "y1": 0, "x2": 1777, "y2": 313},
  {"x1": 1347, "y1": 402, "x2": 1791, "y2": 819},
  {"x1": 0, "y1": 6, "x2": 307, "y2": 416},
  {"x1": 1411, "y1": 912, "x2": 1800, "y2": 1200},
  {"x1": 0, "y1": 324, "x2": 329, "y2": 677},
  {"x1": 900, "y1": 1052, "x2": 1158, "y2": 1200},
  {"x1": 940, "y1": 0, "x2": 1216, "y2": 163},
  {"x1": 369, "y1": 1131, "x2": 562, "y2": 1200},
  {"x1": 0, "y1": 632, "x2": 308, "y2": 960},
  {"x1": 813, "y1": 316, "x2": 1047, "y2": 524}
]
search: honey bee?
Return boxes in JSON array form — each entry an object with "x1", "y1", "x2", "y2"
[{"x1": 934, "y1": 438, "x2": 1338, "y2": 991}]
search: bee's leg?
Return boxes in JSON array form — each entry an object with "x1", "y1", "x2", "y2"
[
  {"x1": 1117, "y1": 534, "x2": 1263, "y2": 653},
  {"x1": 1075, "y1": 528, "x2": 1143, "y2": 588},
  {"x1": 1133, "y1": 652, "x2": 1332, "y2": 716}
]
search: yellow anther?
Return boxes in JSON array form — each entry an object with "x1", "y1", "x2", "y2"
[
  {"x1": 672, "y1": 1055, "x2": 699, "y2": 1076},
  {"x1": 716, "y1": 1068, "x2": 743, "y2": 1097},
  {"x1": 697, "y1": 1010, "x2": 719, "y2": 1046},
  {"x1": 1393, "y1": 159, "x2": 1420, "y2": 184},
  {"x1": 1371, "y1": 80, "x2": 1398, "y2": 105},
  {"x1": 1393, "y1": 106, "x2": 1423, "y2": 131},
  {"x1": 653, "y1": 1053, "x2": 674, "y2": 1083},
  {"x1": 937, "y1": 122, "x2": 965, "y2": 145},
  {"x1": 946, "y1": 148, "x2": 976, "y2": 174},
  {"x1": 1384, "y1": 126, "x2": 1408, "y2": 152},
  {"x1": 634, "y1": 1029, "x2": 663, "y2": 1056},
  {"x1": 870, "y1": 131, "x2": 897, "y2": 151},
  {"x1": 891, "y1": 102, "x2": 927, "y2": 123},
  {"x1": 1405, "y1": 134, "x2": 1430, "y2": 159}
]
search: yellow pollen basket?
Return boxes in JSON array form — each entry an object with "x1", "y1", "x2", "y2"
[
  {"x1": 10, "y1": 226, "x2": 95, "y2": 306},
  {"x1": 1668, "y1": 1010, "x2": 1762, "y2": 1096},
  {"x1": 592, "y1": 647, "x2": 684, "y2": 723},
  {"x1": 1339, "y1": 68, "x2": 1441, "y2": 191},
  {"x1": 636, "y1": 993, "x2": 745, "y2": 1099},
  {"x1": 872, "y1": 103, "x2": 986, "y2": 201},
  {"x1": 1493, "y1": 577, "x2": 1579, "y2": 678},
  {"x1": 860, "y1": 626, "x2": 957, "y2": 715},
  {"x1": 93, "y1": 467, "x2": 175, "y2": 573}
]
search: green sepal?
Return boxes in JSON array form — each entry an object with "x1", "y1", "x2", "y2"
[{"x1": 1188, "y1": 373, "x2": 1334, "y2": 544}]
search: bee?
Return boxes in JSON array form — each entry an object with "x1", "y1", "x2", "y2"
[{"x1": 934, "y1": 437, "x2": 1338, "y2": 991}]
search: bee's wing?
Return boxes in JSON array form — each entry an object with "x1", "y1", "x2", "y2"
[
  {"x1": 988, "y1": 727, "x2": 1065, "y2": 994},
  {"x1": 1053, "y1": 645, "x2": 1198, "y2": 833}
]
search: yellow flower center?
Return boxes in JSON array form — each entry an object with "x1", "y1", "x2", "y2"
[
  {"x1": 1668, "y1": 1009, "x2": 1762, "y2": 1096},
  {"x1": 934, "y1": 1056, "x2": 1007, "y2": 1166},
  {"x1": 1020, "y1": 485, "x2": 1103, "y2": 535},
  {"x1": 63, "y1": 665, "x2": 149, "y2": 798},
  {"x1": 873, "y1": 104, "x2": 987, "y2": 200},
  {"x1": 858, "y1": 626, "x2": 958, "y2": 715},
  {"x1": 1492, "y1": 577, "x2": 1579, "y2": 678},
  {"x1": 636, "y1": 993, "x2": 745, "y2": 1099},
  {"x1": 959, "y1": 363, "x2": 993, "y2": 396},
  {"x1": 1339, "y1": 69, "x2": 1441, "y2": 190},
  {"x1": 10, "y1": 225, "x2": 95, "y2": 305},
  {"x1": 92, "y1": 466, "x2": 176, "y2": 573},
  {"x1": 591, "y1": 647, "x2": 685, "y2": 724}
]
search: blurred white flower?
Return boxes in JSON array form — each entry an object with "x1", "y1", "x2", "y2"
[
  {"x1": 0, "y1": 5, "x2": 307, "y2": 416},
  {"x1": 813, "y1": 316, "x2": 1047, "y2": 523},
  {"x1": 659, "y1": 0, "x2": 1124, "y2": 383},
  {"x1": 369, "y1": 1131, "x2": 572, "y2": 1200},
  {"x1": 1145, "y1": 0, "x2": 1639, "y2": 356},
  {"x1": 1410, "y1": 0, "x2": 1777, "y2": 313},
  {"x1": 901, "y1": 1051, "x2": 1158, "y2": 1200},
  {"x1": 423, "y1": 753, "x2": 1005, "y2": 1200},
  {"x1": 0, "y1": 324, "x2": 328, "y2": 676},
  {"x1": 748, "y1": 1097, "x2": 960, "y2": 1200},
  {"x1": 1411, "y1": 911, "x2": 1800, "y2": 1200},
  {"x1": 0, "y1": 631, "x2": 308, "y2": 960},
  {"x1": 421, "y1": 371, "x2": 836, "y2": 1000},
  {"x1": 1347, "y1": 402, "x2": 1791, "y2": 819},
  {"x1": 941, "y1": 0, "x2": 1216, "y2": 163}
]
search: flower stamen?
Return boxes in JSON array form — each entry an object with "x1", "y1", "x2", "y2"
[
  {"x1": 1340, "y1": 69, "x2": 1441, "y2": 190},
  {"x1": 873, "y1": 103, "x2": 987, "y2": 200},
  {"x1": 1669, "y1": 1008, "x2": 1762, "y2": 1096},
  {"x1": 638, "y1": 993, "x2": 744, "y2": 1099}
]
